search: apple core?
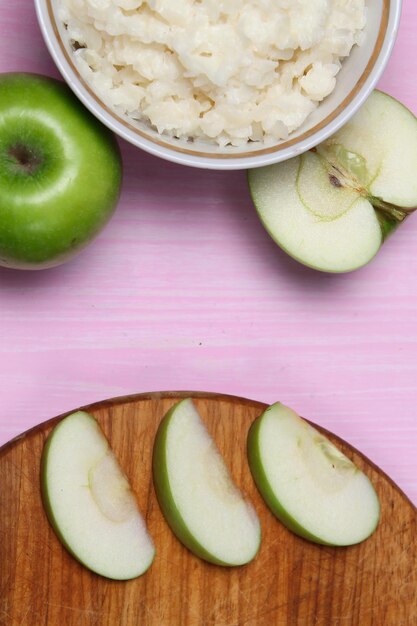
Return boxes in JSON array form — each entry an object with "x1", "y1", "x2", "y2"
[{"x1": 249, "y1": 91, "x2": 417, "y2": 272}]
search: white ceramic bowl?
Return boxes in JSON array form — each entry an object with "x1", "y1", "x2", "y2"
[{"x1": 35, "y1": 0, "x2": 401, "y2": 170}]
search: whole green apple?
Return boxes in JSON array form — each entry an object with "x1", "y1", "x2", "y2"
[{"x1": 0, "y1": 73, "x2": 122, "y2": 269}]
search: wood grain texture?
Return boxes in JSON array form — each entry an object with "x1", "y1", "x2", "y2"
[
  {"x1": 0, "y1": 0, "x2": 416, "y2": 508},
  {"x1": 1, "y1": 392, "x2": 416, "y2": 626}
]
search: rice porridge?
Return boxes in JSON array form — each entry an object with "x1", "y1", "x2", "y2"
[{"x1": 60, "y1": 0, "x2": 367, "y2": 147}]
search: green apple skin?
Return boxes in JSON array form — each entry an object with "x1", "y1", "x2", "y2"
[
  {"x1": 247, "y1": 408, "x2": 380, "y2": 546},
  {"x1": 247, "y1": 413, "x2": 331, "y2": 545},
  {"x1": 40, "y1": 413, "x2": 100, "y2": 575},
  {"x1": 0, "y1": 73, "x2": 122, "y2": 269},
  {"x1": 41, "y1": 412, "x2": 155, "y2": 580},
  {"x1": 152, "y1": 403, "x2": 226, "y2": 565},
  {"x1": 153, "y1": 402, "x2": 253, "y2": 566}
]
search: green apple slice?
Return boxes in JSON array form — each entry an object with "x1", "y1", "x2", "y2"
[
  {"x1": 247, "y1": 403, "x2": 380, "y2": 546},
  {"x1": 41, "y1": 411, "x2": 155, "y2": 580},
  {"x1": 153, "y1": 399, "x2": 261, "y2": 566},
  {"x1": 248, "y1": 91, "x2": 417, "y2": 272}
]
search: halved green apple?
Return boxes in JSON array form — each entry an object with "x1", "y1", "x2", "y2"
[
  {"x1": 248, "y1": 91, "x2": 417, "y2": 272},
  {"x1": 152, "y1": 399, "x2": 261, "y2": 566},
  {"x1": 247, "y1": 403, "x2": 380, "y2": 546},
  {"x1": 41, "y1": 411, "x2": 155, "y2": 579}
]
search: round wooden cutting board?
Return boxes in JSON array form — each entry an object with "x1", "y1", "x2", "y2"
[{"x1": 1, "y1": 391, "x2": 416, "y2": 626}]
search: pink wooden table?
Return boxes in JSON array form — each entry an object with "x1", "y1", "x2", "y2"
[{"x1": 0, "y1": 1, "x2": 416, "y2": 505}]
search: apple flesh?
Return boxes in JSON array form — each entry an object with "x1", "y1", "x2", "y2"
[
  {"x1": 248, "y1": 91, "x2": 417, "y2": 272},
  {"x1": 0, "y1": 73, "x2": 122, "y2": 270},
  {"x1": 153, "y1": 398, "x2": 261, "y2": 566},
  {"x1": 41, "y1": 411, "x2": 155, "y2": 580},
  {"x1": 247, "y1": 403, "x2": 380, "y2": 546}
]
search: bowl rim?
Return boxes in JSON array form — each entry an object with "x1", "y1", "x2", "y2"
[{"x1": 35, "y1": 0, "x2": 401, "y2": 170}]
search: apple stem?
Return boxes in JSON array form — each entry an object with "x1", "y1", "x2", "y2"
[
  {"x1": 369, "y1": 197, "x2": 417, "y2": 233},
  {"x1": 371, "y1": 196, "x2": 415, "y2": 222},
  {"x1": 371, "y1": 198, "x2": 417, "y2": 241}
]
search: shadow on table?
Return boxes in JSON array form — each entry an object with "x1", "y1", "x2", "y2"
[{"x1": 119, "y1": 140, "x2": 356, "y2": 295}]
